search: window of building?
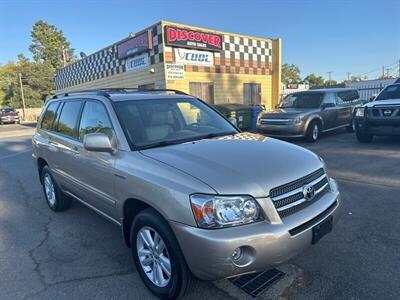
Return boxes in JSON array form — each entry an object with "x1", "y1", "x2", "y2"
[
  {"x1": 244, "y1": 83, "x2": 261, "y2": 105},
  {"x1": 55, "y1": 101, "x2": 82, "y2": 138},
  {"x1": 138, "y1": 83, "x2": 155, "y2": 90},
  {"x1": 41, "y1": 101, "x2": 60, "y2": 131},
  {"x1": 78, "y1": 101, "x2": 113, "y2": 140},
  {"x1": 189, "y1": 82, "x2": 214, "y2": 105}
]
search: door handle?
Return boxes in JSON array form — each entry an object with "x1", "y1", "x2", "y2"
[{"x1": 69, "y1": 146, "x2": 80, "y2": 156}]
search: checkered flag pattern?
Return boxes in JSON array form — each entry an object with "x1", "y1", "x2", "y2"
[
  {"x1": 54, "y1": 24, "x2": 164, "y2": 90},
  {"x1": 165, "y1": 33, "x2": 272, "y2": 75},
  {"x1": 217, "y1": 132, "x2": 266, "y2": 141}
]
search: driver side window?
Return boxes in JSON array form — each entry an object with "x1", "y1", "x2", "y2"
[
  {"x1": 79, "y1": 101, "x2": 113, "y2": 141},
  {"x1": 323, "y1": 93, "x2": 336, "y2": 106}
]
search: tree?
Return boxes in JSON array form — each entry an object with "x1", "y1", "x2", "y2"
[
  {"x1": 282, "y1": 64, "x2": 301, "y2": 84},
  {"x1": 0, "y1": 56, "x2": 53, "y2": 108},
  {"x1": 304, "y1": 74, "x2": 325, "y2": 88},
  {"x1": 325, "y1": 80, "x2": 338, "y2": 86},
  {"x1": 29, "y1": 20, "x2": 75, "y2": 70}
]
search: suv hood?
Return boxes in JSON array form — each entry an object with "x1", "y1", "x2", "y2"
[
  {"x1": 259, "y1": 108, "x2": 315, "y2": 119},
  {"x1": 141, "y1": 133, "x2": 323, "y2": 197},
  {"x1": 365, "y1": 99, "x2": 400, "y2": 108}
]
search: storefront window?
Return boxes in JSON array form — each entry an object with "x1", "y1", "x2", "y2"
[
  {"x1": 244, "y1": 83, "x2": 261, "y2": 105},
  {"x1": 189, "y1": 82, "x2": 215, "y2": 105}
]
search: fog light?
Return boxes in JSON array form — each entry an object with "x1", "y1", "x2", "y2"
[{"x1": 232, "y1": 247, "x2": 242, "y2": 261}]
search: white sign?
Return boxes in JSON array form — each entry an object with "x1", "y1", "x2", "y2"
[
  {"x1": 125, "y1": 53, "x2": 149, "y2": 72},
  {"x1": 174, "y1": 48, "x2": 214, "y2": 66},
  {"x1": 166, "y1": 64, "x2": 185, "y2": 80}
]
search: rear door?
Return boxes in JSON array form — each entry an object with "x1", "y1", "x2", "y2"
[
  {"x1": 50, "y1": 100, "x2": 84, "y2": 194},
  {"x1": 336, "y1": 91, "x2": 355, "y2": 126}
]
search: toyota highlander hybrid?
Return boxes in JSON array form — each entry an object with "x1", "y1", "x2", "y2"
[
  {"x1": 32, "y1": 89, "x2": 341, "y2": 299},
  {"x1": 354, "y1": 83, "x2": 400, "y2": 143}
]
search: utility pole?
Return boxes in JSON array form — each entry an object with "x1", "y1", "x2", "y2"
[
  {"x1": 327, "y1": 71, "x2": 333, "y2": 84},
  {"x1": 18, "y1": 73, "x2": 26, "y2": 121},
  {"x1": 346, "y1": 72, "x2": 351, "y2": 82},
  {"x1": 386, "y1": 68, "x2": 390, "y2": 78},
  {"x1": 382, "y1": 66, "x2": 385, "y2": 79},
  {"x1": 62, "y1": 48, "x2": 67, "y2": 67}
]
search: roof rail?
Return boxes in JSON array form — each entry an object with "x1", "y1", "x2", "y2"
[{"x1": 50, "y1": 88, "x2": 189, "y2": 100}]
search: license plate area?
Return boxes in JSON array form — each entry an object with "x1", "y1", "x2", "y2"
[{"x1": 312, "y1": 216, "x2": 333, "y2": 244}]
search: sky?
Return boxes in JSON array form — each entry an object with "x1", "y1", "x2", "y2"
[{"x1": 0, "y1": 0, "x2": 399, "y2": 82}]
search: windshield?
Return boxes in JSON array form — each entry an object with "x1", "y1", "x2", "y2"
[
  {"x1": 375, "y1": 85, "x2": 400, "y2": 101},
  {"x1": 114, "y1": 98, "x2": 238, "y2": 149},
  {"x1": 279, "y1": 93, "x2": 324, "y2": 109},
  {"x1": 0, "y1": 108, "x2": 15, "y2": 113}
]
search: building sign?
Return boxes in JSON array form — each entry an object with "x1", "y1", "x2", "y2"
[
  {"x1": 165, "y1": 26, "x2": 222, "y2": 51},
  {"x1": 174, "y1": 48, "x2": 214, "y2": 66},
  {"x1": 117, "y1": 30, "x2": 152, "y2": 59},
  {"x1": 166, "y1": 64, "x2": 185, "y2": 80},
  {"x1": 125, "y1": 53, "x2": 149, "y2": 72}
]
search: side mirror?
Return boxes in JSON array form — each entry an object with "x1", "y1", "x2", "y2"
[
  {"x1": 321, "y1": 103, "x2": 335, "y2": 109},
  {"x1": 83, "y1": 133, "x2": 116, "y2": 154}
]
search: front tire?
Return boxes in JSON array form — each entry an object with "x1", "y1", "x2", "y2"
[
  {"x1": 356, "y1": 131, "x2": 373, "y2": 143},
  {"x1": 305, "y1": 121, "x2": 320, "y2": 142},
  {"x1": 131, "y1": 209, "x2": 193, "y2": 299},
  {"x1": 41, "y1": 165, "x2": 71, "y2": 211}
]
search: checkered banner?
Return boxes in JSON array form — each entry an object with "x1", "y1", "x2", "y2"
[{"x1": 54, "y1": 23, "x2": 164, "y2": 90}]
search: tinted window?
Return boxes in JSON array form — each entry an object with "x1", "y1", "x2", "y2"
[
  {"x1": 78, "y1": 101, "x2": 113, "y2": 140},
  {"x1": 55, "y1": 101, "x2": 82, "y2": 138},
  {"x1": 41, "y1": 102, "x2": 60, "y2": 131},
  {"x1": 376, "y1": 85, "x2": 400, "y2": 101},
  {"x1": 337, "y1": 90, "x2": 359, "y2": 102}
]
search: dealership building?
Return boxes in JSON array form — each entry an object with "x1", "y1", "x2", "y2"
[{"x1": 54, "y1": 21, "x2": 282, "y2": 108}]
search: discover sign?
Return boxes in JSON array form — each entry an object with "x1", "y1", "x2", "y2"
[{"x1": 165, "y1": 26, "x2": 222, "y2": 51}]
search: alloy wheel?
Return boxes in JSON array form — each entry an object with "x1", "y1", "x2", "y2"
[
  {"x1": 44, "y1": 173, "x2": 56, "y2": 206},
  {"x1": 136, "y1": 226, "x2": 171, "y2": 287}
]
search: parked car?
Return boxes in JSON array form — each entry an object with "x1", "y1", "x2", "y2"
[
  {"x1": 0, "y1": 107, "x2": 20, "y2": 124},
  {"x1": 257, "y1": 89, "x2": 362, "y2": 142},
  {"x1": 32, "y1": 89, "x2": 341, "y2": 299},
  {"x1": 354, "y1": 83, "x2": 400, "y2": 143}
]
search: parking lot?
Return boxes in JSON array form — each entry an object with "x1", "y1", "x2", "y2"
[{"x1": 0, "y1": 126, "x2": 399, "y2": 300}]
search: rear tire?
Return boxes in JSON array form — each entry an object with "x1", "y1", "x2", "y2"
[
  {"x1": 305, "y1": 121, "x2": 320, "y2": 142},
  {"x1": 356, "y1": 131, "x2": 373, "y2": 143},
  {"x1": 41, "y1": 165, "x2": 71, "y2": 211},
  {"x1": 131, "y1": 209, "x2": 193, "y2": 300}
]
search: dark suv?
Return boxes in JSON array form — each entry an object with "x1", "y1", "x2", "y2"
[
  {"x1": 354, "y1": 83, "x2": 400, "y2": 143},
  {"x1": 257, "y1": 89, "x2": 362, "y2": 142}
]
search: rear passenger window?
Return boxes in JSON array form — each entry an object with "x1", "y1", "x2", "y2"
[
  {"x1": 78, "y1": 101, "x2": 113, "y2": 140},
  {"x1": 55, "y1": 101, "x2": 82, "y2": 138},
  {"x1": 338, "y1": 90, "x2": 359, "y2": 102},
  {"x1": 41, "y1": 102, "x2": 59, "y2": 130}
]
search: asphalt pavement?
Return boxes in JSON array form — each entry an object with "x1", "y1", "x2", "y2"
[{"x1": 0, "y1": 128, "x2": 399, "y2": 300}]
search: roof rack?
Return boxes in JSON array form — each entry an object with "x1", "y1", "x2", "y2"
[{"x1": 50, "y1": 88, "x2": 189, "y2": 99}]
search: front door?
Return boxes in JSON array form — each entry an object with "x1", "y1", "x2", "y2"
[
  {"x1": 72, "y1": 100, "x2": 118, "y2": 220},
  {"x1": 244, "y1": 83, "x2": 261, "y2": 105},
  {"x1": 320, "y1": 93, "x2": 338, "y2": 130},
  {"x1": 189, "y1": 82, "x2": 214, "y2": 105}
]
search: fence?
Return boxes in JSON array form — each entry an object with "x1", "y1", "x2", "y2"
[{"x1": 16, "y1": 107, "x2": 43, "y2": 122}]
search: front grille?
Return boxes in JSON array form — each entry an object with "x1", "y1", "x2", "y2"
[
  {"x1": 369, "y1": 107, "x2": 400, "y2": 118},
  {"x1": 270, "y1": 168, "x2": 330, "y2": 218}
]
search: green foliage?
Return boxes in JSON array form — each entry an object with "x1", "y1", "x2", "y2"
[
  {"x1": 29, "y1": 20, "x2": 75, "y2": 70},
  {"x1": 0, "y1": 56, "x2": 53, "y2": 108},
  {"x1": 304, "y1": 73, "x2": 325, "y2": 87},
  {"x1": 282, "y1": 64, "x2": 301, "y2": 84}
]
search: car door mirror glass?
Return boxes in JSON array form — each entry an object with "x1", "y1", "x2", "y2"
[{"x1": 83, "y1": 133, "x2": 115, "y2": 153}]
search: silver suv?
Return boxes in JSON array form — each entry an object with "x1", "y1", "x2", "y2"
[{"x1": 32, "y1": 89, "x2": 341, "y2": 299}]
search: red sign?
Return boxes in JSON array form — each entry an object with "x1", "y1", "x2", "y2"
[{"x1": 165, "y1": 26, "x2": 222, "y2": 51}]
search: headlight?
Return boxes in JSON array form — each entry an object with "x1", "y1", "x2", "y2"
[
  {"x1": 355, "y1": 107, "x2": 365, "y2": 117},
  {"x1": 291, "y1": 116, "x2": 302, "y2": 124},
  {"x1": 190, "y1": 194, "x2": 263, "y2": 228}
]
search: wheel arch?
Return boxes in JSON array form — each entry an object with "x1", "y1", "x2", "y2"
[
  {"x1": 37, "y1": 157, "x2": 48, "y2": 184},
  {"x1": 305, "y1": 116, "x2": 323, "y2": 131}
]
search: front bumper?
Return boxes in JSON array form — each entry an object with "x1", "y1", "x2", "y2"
[
  {"x1": 256, "y1": 122, "x2": 306, "y2": 138},
  {"x1": 355, "y1": 117, "x2": 400, "y2": 136},
  {"x1": 0, "y1": 116, "x2": 19, "y2": 123},
  {"x1": 171, "y1": 179, "x2": 341, "y2": 280}
]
